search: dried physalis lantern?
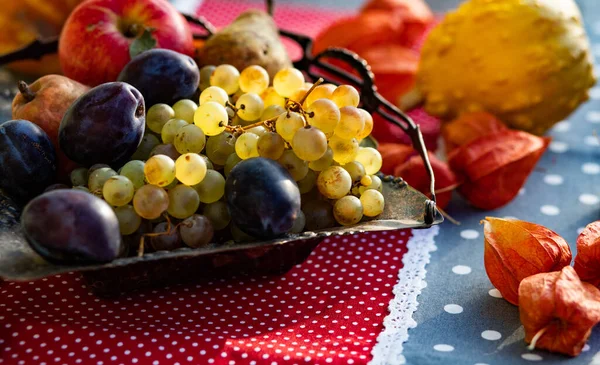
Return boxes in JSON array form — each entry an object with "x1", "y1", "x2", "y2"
[
  {"x1": 574, "y1": 221, "x2": 600, "y2": 288},
  {"x1": 482, "y1": 217, "x2": 572, "y2": 305},
  {"x1": 519, "y1": 266, "x2": 600, "y2": 357}
]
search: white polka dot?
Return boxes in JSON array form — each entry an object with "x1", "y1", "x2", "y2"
[
  {"x1": 590, "y1": 87, "x2": 600, "y2": 100},
  {"x1": 540, "y1": 205, "x2": 560, "y2": 216},
  {"x1": 552, "y1": 121, "x2": 570, "y2": 132},
  {"x1": 548, "y1": 141, "x2": 568, "y2": 153},
  {"x1": 474, "y1": 363, "x2": 489, "y2": 365},
  {"x1": 583, "y1": 344, "x2": 590, "y2": 352},
  {"x1": 481, "y1": 330, "x2": 501, "y2": 341},
  {"x1": 433, "y1": 344, "x2": 454, "y2": 352},
  {"x1": 585, "y1": 135, "x2": 600, "y2": 146},
  {"x1": 488, "y1": 289, "x2": 502, "y2": 298},
  {"x1": 582, "y1": 162, "x2": 600, "y2": 175},
  {"x1": 521, "y1": 353, "x2": 543, "y2": 361},
  {"x1": 460, "y1": 230, "x2": 479, "y2": 240},
  {"x1": 444, "y1": 304, "x2": 463, "y2": 314},
  {"x1": 518, "y1": 188, "x2": 526, "y2": 196},
  {"x1": 579, "y1": 194, "x2": 600, "y2": 205},
  {"x1": 452, "y1": 265, "x2": 472, "y2": 275},
  {"x1": 586, "y1": 111, "x2": 600, "y2": 123},
  {"x1": 543, "y1": 174, "x2": 563, "y2": 186}
]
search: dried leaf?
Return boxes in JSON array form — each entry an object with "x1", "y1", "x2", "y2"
[
  {"x1": 442, "y1": 112, "x2": 507, "y2": 153},
  {"x1": 482, "y1": 217, "x2": 572, "y2": 305},
  {"x1": 519, "y1": 266, "x2": 600, "y2": 356},
  {"x1": 574, "y1": 221, "x2": 600, "y2": 288},
  {"x1": 449, "y1": 130, "x2": 550, "y2": 210}
]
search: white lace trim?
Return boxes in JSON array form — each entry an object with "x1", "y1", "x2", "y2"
[{"x1": 369, "y1": 225, "x2": 440, "y2": 365}]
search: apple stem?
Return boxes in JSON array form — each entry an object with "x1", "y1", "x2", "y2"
[{"x1": 18, "y1": 81, "x2": 36, "y2": 102}]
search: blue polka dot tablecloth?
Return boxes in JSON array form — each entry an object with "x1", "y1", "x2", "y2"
[{"x1": 400, "y1": 1, "x2": 600, "y2": 364}]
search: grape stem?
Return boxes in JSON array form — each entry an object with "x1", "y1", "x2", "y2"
[{"x1": 227, "y1": 101, "x2": 238, "y2": 112}]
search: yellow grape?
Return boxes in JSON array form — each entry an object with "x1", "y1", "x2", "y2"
[
  {"x1": 273, "y1": 67, "x2": 305, "y2": 97},
  {"x1": 194, "y1": 101, "x2": 229, "y2": 136},
  {"x1": 278, "y1": 150, "x2": 309, "y2": 181},
  {"x1": 102, "y1": 175, "x2": 134, "y2": 206},
  {"x1": 257, "y1": 132, "x2": 286, "y2": 160},
  {"x1": 199, "y1": 65, "x2": 215, "y2": 91},
  {"x1": 261, "y1": 105, "x2": 286, "y2": 121},
  {"x1": 317, "y1": 166, "x2": 352, "y2": 199},
  {"x1": 88, "y1": 167, "x2": 117, "y2": 194},
  {"x1": 354, "y1": 147, "x2": 383, "y2": 175},
  {"x1": 342, "y1": 161, "x2": 366, "y2": 184},
  {"x1": 333, "y1": 195, "x2": 363, "y2": 226},
  {"x1": 305, "y1": 84, "x2": 336, "y2": 107},
  {"x1": 239, "y1": 65, "x2": 270, "y2": 94},
  {"x1": 359, "y1": 175, "x2": 383, "y2": 194},
  {"x1": 144, "y1": 154, "x2": 176, "y2": 187},
  {"x1": 361, "y1": 175, "x2": 373, "y2": 186},
  {"x1": 114, "y1": 205, "x2": 141, "y2": 235},
  {"x1": 224, "y1": 153, "x2": 243, "y2": 177},
  {"x1": 174, "y1": 124, "x2": 206, "y2": 154},
  {"x1": 236, "y1": 93, "x2": 264, "y2": 121},
  {"x1": 261, "y1": 86, "x2": 286, "y2": 108},
  {"x1": 167, "y1": 184, "x2": 201, "y2": 219},
  {"x1": 275, "y1": 111, "x2": 305, "y2": 142},
  {"x1": 245, "y1": 125, "x2": 268, "y2": 137},
  {"x1": 291, "y1": 125, "x2": 327, "y2": 161},
  {"x1": 175, "y1": 153, "x2": 207, "y2": 186},
  {"x1": 329, "y1": 135, "x2": 359, "y2": 164},
  {"x1": 289, "y1": 85, "x2": 311, "y2": 105},
  {"x1": 133, "y1": 184, "x2": 169, "y2": 220},
  {"x1": 146, "y1": 103, "x2": 175, "y2": 134},
  {"x1": 360, "y1": 189, "x2": 385, "y2": 217},
  {"x1": 205, "y1": 132, "x2": 236, "y2": 165},
  {"x1": 356, "y1": 108, "x2": 374, "y2": 140},
  {"x1": 200, "y1": 86, "x2": 229, "y2": 106},
  {"x1": 193, "y1": 169, "x2": 226, "y2": 203},
  {"x1": 161, "y1": 118, "x2": 189, "y2": 144},
  {"x1": 334, "y1": 106, "x2": 364, "y2": 140},
  {"x1": 210, "y1": 64, "x2": 240, "y2": 95},
  {"x1": 172, "y1": 99, "x2": 198, "y2": 124},
  {"x1": 235, "y1": 133, "x2": 260, "y2": 159},
  {"x1": 306, "y1": 99, "x2": 340, "y2": 133},
  {"x1": 331, "y1": 85, "x2": 360, "y2": 108},
  {"x1": 309, "y1": 147, "x2": 334, "y2": 171}
]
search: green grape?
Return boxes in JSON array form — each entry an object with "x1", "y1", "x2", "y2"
[
  {"x1": 161, "y1": 118, "x2": 189, "y2": 144},
  {"x1": 131, "y1": 133, "x2": 160, "y2": 160},
  {"x1": 210, "y1": 64, "x2": 240, "y2": 95},
  {"x1": 144, "y1": 154, "x2": 176, "y2": 187},
  {"x1": 331, "y1": 85, "x2": 360, "y2": 108},
  {"x1": 102, "y1": 175, "x2": 134, "y2": 206},
  {"x1": 239, "y1": 65, "x2": 270, "y2": 94},
  {"x1": 275, "y1": 111, "x2": 304, "y2": 142},
  {"x1": 231, "y1": 223, "x2": 255, "y2": 242},
  {"x1": 175, "y1": 153, "x2": 207, "y2": 186},
  {"x1": 297, "y1": 169, "x2": 317, "y2": 194},
  {"x1": 224, "y1": 153, "x2": 243, "y2": 177},
  {"x1": 146, "y1": 103, "x2": 175, "y2": 133},
  {"x1": 334, "y1": 106, "x2": 364, "y2": 140},
  {"x1": 114, "y1": 205, "x2": 142, "y2": 235},
  {"x1": 164, "y1": 178, "x2": 179, "y2": 190},
  {"x1": 133, "y1": 184, "x2": 169, "y2": 219},
  {"x1": 278, "y1": 150, "x2": 308, "y2": 181},
  {"x1": 194, "y1": 101, "x2": 229, "y2": 136},
  {"x1": 173, "y1": 99, "x2": 198, "y2": 124},
  {"x1": 333, "y1": 195, "x2": 363, "y2": 226},
  {"x1": 203, "y1": 201, "x2": 231, "y2": 230},
  {"x1": 236, "y1": 93, "x2": 264, "y2": 121},
  {"x1": 360, "y1": 189, "x2": 385, "y2": 217},
  {"x1": 273, "y1": 67, "x2": 305, "y2": 97},
  {"x1": 193, "y1": 169, "x2": 225, "y2": 203},
  {"x1": 305, "y1": 84, "x2": 336, "y2": 107},
  {"x1": 317, "y1": 166, "x2": 352, "y2": 199},
  {"x1": 289, "y1": 85, "x2": 310, "y2": 105},
  {"x1": 302, "y1": 199, "x2": 336, "y2": 231},
  {"x1": 120, "y1": 160, "x2": 146, "y2": 190},
  {"x1": 88, "y1": 163, "x2": 110, "y2": 174},
  {"x1": 306, "y1": 99, "x2": 340, "y2": 133},
  {"x1": 356, "y1": 108, "x2": 374, "y2": 140},
  {"x1": 359, "y1": 175, "x2": 383, "y2": 194},
  {"x1": 174, "y1": 124, "x2": 206, "y2": 154},
  {"x1": 360, "y1": 175, "x2": 372, "y2": 187},
  {"x1": 342, "y1": 161, "x2": 366, "y2": 184},
  {"x1": 235, "y1": 132, "x2": 260, "y2": 159},
  {"x1": 329, "y1": 135, "x2": 359, "y2": 164},
  {"x1": 226, "y1": 106, "x2": 236, "y2": 119},
  {"x1": 200, "y1": 86, "x2": 229, "y2": 106},
  {"x1": 354, "y1": 147, "x2": 383, "y2": 175},
  {"x1": 257, "y1": 132, "x2": 285, "y2": 160},
  {"x1": 205, "y1": 132, "x2": 236, "y2": 165},
  {"x1": 72, "y1": 186, "x2": 90, "y2": 193},
  {"x1": 309, "y1": 147, "x2": 334, "y2": 171},
  {"x1": 199, "y1": 65, "x2": 216, "y2": 91},
  {"x1": 261, "y1": 86, "x2": 286, "y2": 108},
  {"x1": 291, "y1": 125, "x2": 327, "y2": 161},
  {"x1": 199, "y1": 154, "x2": 214, "y2": 170},
  {"x1": 288, "y1": 210, "x2": 305, "y2": 233},
  {"x1": 88, "y1": 167, "x2": 117, "y2": 194},
  {"x1": 261, "y1": 104, "x2": 286, "y2": 121},
  {"x1": 245, "y1": 125, "x2": 268, "y2": 137},
  {"x1": 70, "y1": 167, "x2": 89, "y2": 187},
  {"x1": 180, "y1": 215, "x2": 214, "y2": 248},
  {"x1": 167, "y1": 184, "x2": 200, "y2": 219},
  {"x1": 150, "y1": 143, "x2": 181, "y2": 160}
]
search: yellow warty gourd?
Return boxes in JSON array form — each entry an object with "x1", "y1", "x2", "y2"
[{"x1": 417, "y1": 0, "x2": 596, "y2": 134}]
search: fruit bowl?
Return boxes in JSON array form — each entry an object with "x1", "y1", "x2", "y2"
[{"x1": 0, "y1": 173, "x2": 441, "y2": 297}]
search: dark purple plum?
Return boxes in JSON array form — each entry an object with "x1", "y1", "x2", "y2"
[
  {"x1": 59, "y1": 82, "x2": 145, "y2": 167},
  {"x1": 225, "y1": 158, "x2": 301, "y2": 239},
  {"x1": 117, "y1": 49, "x2": 200, "y2": 106},
  {"x1": 0, "y1": 119, "x2": 56, "y2": 203},
  {"x1": 21, "y1": 190, "x2": 122, "y2": 264}
]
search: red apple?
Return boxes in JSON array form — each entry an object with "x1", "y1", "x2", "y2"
[{"x1": 59, "y1": 0, "x2": 195, "y2": 87}]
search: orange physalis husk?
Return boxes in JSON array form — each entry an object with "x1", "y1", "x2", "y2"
[
  {"x1": 574, "y1": 221, "x2": 600, "y2": 288},
  {"x1": 519, "y1": 266, "x2": 600, "y2": 357},
  {"x1": 442, "y1": 112, "x2": 508, "y2": 153},
  {"x1": 448, "y1": 130, "x2": 551, "y2": 210},
  {"x1": 378, "y1": 142, "x2": 415, "y2": 175},
  {"x1": 360, "y1": 0, "x2": 434, "y2": 25},
  {"x1": 482, "y1": 217, "x2": 572, "y2": 306}
]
